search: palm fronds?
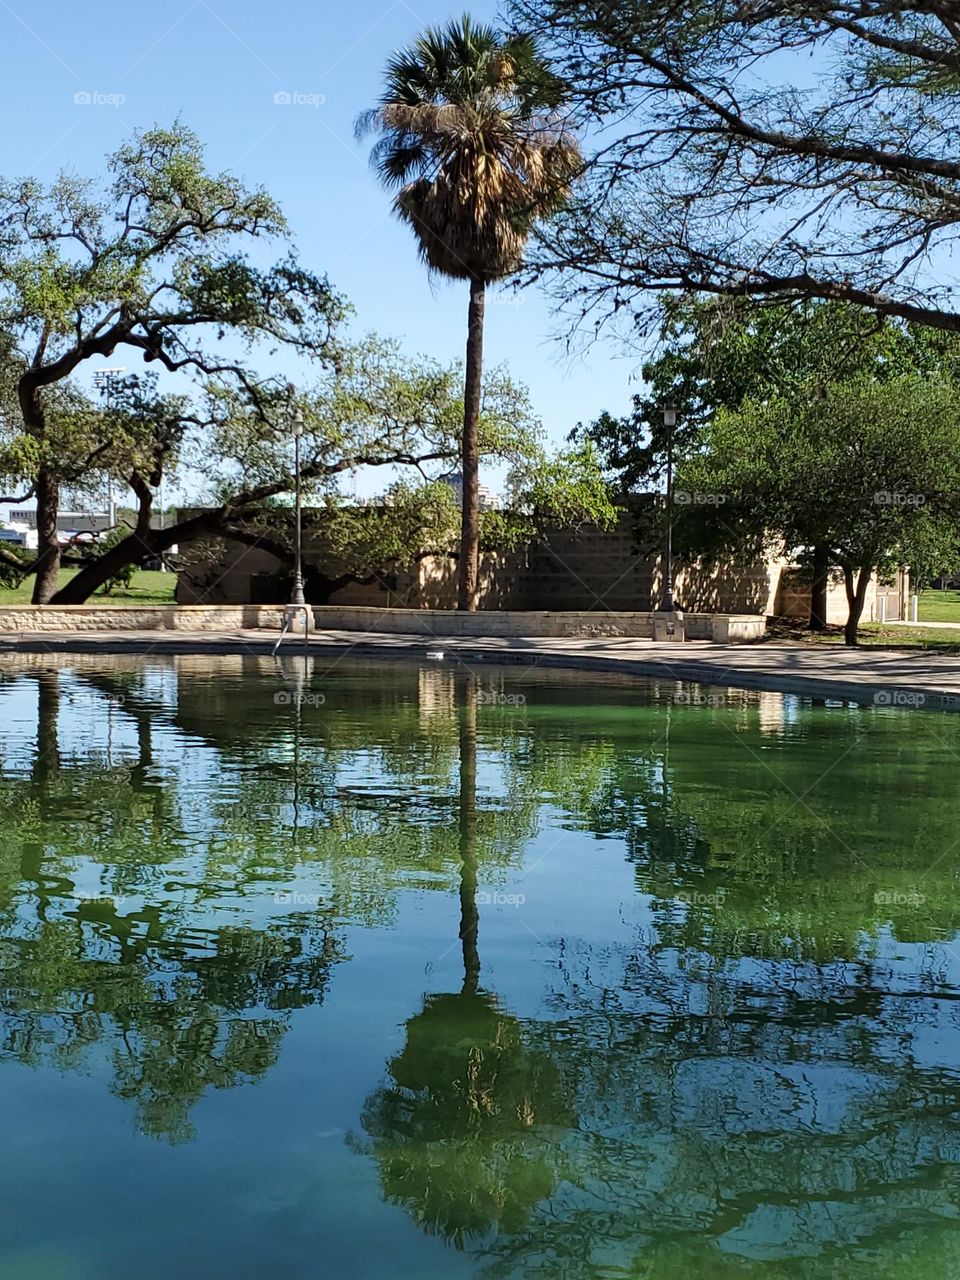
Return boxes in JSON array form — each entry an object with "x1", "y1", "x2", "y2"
[{"x1": 358, "y1": 15, "x2": 580, "y2": 282}]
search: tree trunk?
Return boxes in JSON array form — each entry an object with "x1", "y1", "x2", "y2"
[
  {"x1": 32, "y1": 467, "x2": 61, "y2": 603},
  {"x1": 51, "y1": 532, "x2": 148, "y2": 602},
  {"x1": 809, "y1": 544, "x2": 829, "y2": 631},
  {"x1": 50, "y1": 507, "x2": 221, "y2": 604},
  {"x1": 458, "y1": 276, "x2": 485, "y2": 612},
  {"x1": 842, "y1": 564, "x2": 872, "y2": 646}
]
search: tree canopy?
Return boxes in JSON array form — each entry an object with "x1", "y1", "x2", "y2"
[
  {"x1": 678, "y1": 376, "x2": 960, "y2": 641},
  {"x1": 509, "y1": 0, "x2": 960, "y2": 336},
  {"x1": 0, "y1": 122, "x2": 345, "y2": 600}
]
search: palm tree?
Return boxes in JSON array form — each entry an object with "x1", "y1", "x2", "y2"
[{"x1": 359, "y1": 15, "x2": 580, "y2": 610}]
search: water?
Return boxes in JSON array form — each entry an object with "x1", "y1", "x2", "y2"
[{"x1": 1, "y1": 652, "x2": 959, "y2": 1278}]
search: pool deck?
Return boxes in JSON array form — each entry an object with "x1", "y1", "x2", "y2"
[{"x1": 1, "y1": 627, "x2": 958, "y2": 711}]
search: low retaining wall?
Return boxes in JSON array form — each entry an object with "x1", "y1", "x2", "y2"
[
  {"x1": 312, "y1": 607, "x2": 765, "y2": 642},
  {"x1": 0, "y1": 604, "x2": 767, "y2": 642},
  {"x1": 0, "y1": 605, "x2": 288, "y2": 632}
]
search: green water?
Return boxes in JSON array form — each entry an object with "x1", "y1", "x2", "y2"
[{"x1": 1, "y1": 653, "x2": 960, "y2": 1279}]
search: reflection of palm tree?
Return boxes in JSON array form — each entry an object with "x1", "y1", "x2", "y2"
[
  {"x1": 458, "y1": 671, "x2": 480, "y2": 994},
  {"x1": 33, "y1": 670, "x2": 61, "y2": 789},
  {"x1": 361, "y1": 989, "x2": 567, "y2": 1247},
  {"x1": 360, "y1": 671, "x2": 571, "y2": 1247}
]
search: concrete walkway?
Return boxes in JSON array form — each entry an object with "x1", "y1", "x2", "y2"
[{"x1": 1, "y1": 627, "x2": 958, "y2": 711}]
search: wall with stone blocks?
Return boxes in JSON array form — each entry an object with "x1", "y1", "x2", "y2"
[
  {"x1": 0, "y1": 604, "x2": 766, "y2": 642},
  {"x1": 172, "y1": 511, "x2": 781, "y2": 617},
  {"x1": 0, "y1": 606, "x2": 288, "y2": 632}
]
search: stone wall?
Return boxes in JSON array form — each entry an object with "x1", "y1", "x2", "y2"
[
  {"x1": 0, "y1": 605, "x2": 288, "y2": 632},
  {"x1": 174, "y1": 511, "x2": 782, "y2": 616},
  {"x1": 777, "y1": 570, "x2": 908, "y2": 623},
  {"x1": 0, "y1": 603, "x2": 767, "y2": 642},
  {"x1": 169, "y1": 508, "x2": 910, "y2": 624}
]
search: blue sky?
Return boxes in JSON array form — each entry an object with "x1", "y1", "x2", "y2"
[{"x1": 0, "y1": 0, "x2": 636, "y2": 504}]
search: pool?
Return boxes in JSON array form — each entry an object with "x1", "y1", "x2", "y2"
[{"x1": 1, "y1": 653, "x2": 959, "y2": 1278}]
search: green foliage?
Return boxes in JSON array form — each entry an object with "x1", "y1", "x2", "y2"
[
  {"x1": 0, "y1": 122, "x2": 347, "y2": 599},
  {"x1": 578, "y1": 298, "x2": 960, "y2": 492},
  {"x1": 229, "y1": 428, "x2": 615, "y2": 586},
  {"x1": 678, "y1": 376, "x2": 960, "y2": 637},
  {"x1": 0, "y1": 539, "x2": 30, "y2": 588}
]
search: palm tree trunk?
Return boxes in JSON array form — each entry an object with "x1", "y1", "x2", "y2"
[{"x1": 458, "y1": 276, "x2": 485, "y2": 612}]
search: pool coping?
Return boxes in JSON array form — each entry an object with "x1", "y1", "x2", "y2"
[{"x1": 1, "y1": 628, "x2": 958, "y2": 713}]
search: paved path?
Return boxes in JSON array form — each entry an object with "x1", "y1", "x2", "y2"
[{"x1": 1, "y1": 627, "x2": 958, "y2": 711}]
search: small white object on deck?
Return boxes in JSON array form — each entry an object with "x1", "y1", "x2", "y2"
[{"x1": 425, "y1": 650, "x2": 444, "y2": 661}]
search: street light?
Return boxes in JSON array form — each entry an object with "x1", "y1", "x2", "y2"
[
  {"x1": 662, "y1": 404, "x2": 677, "y2": 612},
  {"x1": 290, "y1": 405, "x2": 306, "y2": 611},
  {"x1": 93, "y1": 368, "x2": 126, "y2": 528}
]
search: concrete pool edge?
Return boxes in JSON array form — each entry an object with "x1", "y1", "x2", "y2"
[{"x1": 0, "y1": 628, "x2": 958, "y2": 712}]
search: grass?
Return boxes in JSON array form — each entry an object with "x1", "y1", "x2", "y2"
[
  {"x1": 0, "y1": 569, "x2": 176, "y2": 607},
  {"x1": 918, "y1": 588, "x2": 960, "y2": 624},
  {"x1": 764, "y1": 617, "x2": 960, "y2": 652}
]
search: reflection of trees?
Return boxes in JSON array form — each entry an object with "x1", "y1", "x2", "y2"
[
  {"x1": 0, "y1": 666, "x2": 347, "y2": 1143},
  {"x1": 1, "y1": 912, "x2": 343, "y2": 1144},
  {"x1": 477, "y1": 931, "x2": 960, "y2": 1279},
  {"x1": 540, "y1": 694, "x2": 960, "y2": 958},
  {"x1": 4, "y1": 645, "x2": 960, "y2": 1274}
]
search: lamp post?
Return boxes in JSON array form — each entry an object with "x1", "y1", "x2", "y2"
[
  {"x1": 290, "y1": 406, "x2": 306, "y2": 611},
  {"x1": 93, "y1": 368, "x2": 126, "y2": 528},
  {"x1": 662, "y1": 404, "x2": 677, "y2": 612}
]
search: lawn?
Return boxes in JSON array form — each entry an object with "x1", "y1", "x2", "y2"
[
  {"x1": 0, "y1": 569, "x2": 176, "y2": 606},
  {"x1": 918, "y1": 588, "x2": 960, "y2": 623},
  {"x1": 764, "y1": 617, "x2": 960, "y2": 651}
]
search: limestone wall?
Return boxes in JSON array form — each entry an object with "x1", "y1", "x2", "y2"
[
  {"x1": 172, "y1": 510, "x2": 781, "y2": 616},
  {"x1": 0, "y1": 603, "x2": 767, "y2": 642},
  {"x1": 0, "y1": 605, "x2": 288, "y2": 632}
]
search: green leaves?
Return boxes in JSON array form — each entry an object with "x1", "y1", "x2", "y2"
[{"x1": 679, "y1": 376, "x2": 960, "y2": 583}]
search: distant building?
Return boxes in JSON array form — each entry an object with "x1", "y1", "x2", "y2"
[
  {"x1": 7, "y1": 509, "x2": 112, "y2": 534},
  {"x1": 440, "y1": 472, "x2": 501, "y2": 511}
]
